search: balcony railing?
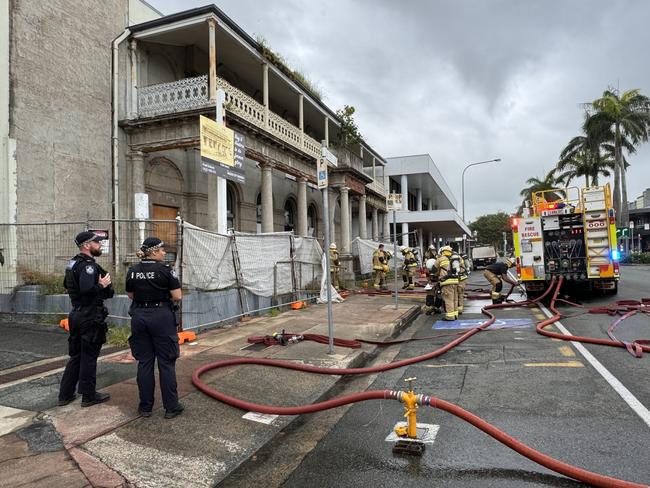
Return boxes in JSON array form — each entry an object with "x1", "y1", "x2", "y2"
[
  {"x1": 136, "y1": 76, "x2": 384, "y2": 195},
  {"x1": 138, "y1": 75, "x2": 210, "y2": 118}
]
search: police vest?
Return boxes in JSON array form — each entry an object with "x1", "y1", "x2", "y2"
[{"x1": 127, "y1": 261, "x2": 171, "y2": 302}]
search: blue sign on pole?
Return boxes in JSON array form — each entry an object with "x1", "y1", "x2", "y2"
[{"x1": 433, "y1": 318, "x2": 533, "y2": 330}]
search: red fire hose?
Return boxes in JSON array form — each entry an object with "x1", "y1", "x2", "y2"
[{"x1": 192, "y1": 276, "x2": 648, "y2": 487}]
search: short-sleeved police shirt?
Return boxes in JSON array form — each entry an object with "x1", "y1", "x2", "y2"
[
  {"x1": 486, "y1": 262, "x2": 508, "y2": 276},
  {"x1": 125, "y1": 260, "x2": 181, "y2": 302}
]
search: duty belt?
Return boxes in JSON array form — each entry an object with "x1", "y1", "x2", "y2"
[{"x1": 133, "y1": 301, "x2": 169, "y2": 308}]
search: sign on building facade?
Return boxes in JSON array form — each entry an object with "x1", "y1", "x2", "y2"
[{"x1": 199, "y1": 115, "x2": 246, "y2": 184}]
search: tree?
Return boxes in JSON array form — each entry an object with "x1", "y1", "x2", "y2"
[
  {"x1": 584, "y1": 88, "x2": 650, "y2": 226},
  {"x1": 469, "y1": 212, "x2": 513, "y2": 251},
  {"x1": 518, "y1": 169, "x2": 563, "y2": 213},
  {"x1": 335, "y1": 105, "x2": 362, "y2": 147},
  {"x1": 556, "y1": 134, "x2": 614, "y2": 187}
]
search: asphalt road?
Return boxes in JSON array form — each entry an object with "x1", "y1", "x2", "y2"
[
  {"x1": 277, "y1": 269, "x2": 650, "y2": 488},
  {"x1": 0, "y1": 319, "x2": 69, "y2": 370}
]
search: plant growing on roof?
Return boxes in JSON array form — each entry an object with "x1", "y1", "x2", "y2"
[
  {"x1": 335, "y1": 105, "x2": 362, "y2": 148},
  {"x1": 255, "y1": 35, "x2": 323, "y2": 101}
]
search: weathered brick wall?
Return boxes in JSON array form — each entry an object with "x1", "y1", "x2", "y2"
[{"x1": 10, "y1": 0, "x2": 127, "y2": 222}]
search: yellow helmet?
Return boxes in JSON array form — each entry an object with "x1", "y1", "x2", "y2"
[{"x1": 439, "y1": 245, "x2": 453, "y2": 256}]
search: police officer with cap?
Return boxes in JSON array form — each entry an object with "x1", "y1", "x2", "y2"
[
  {"x1": 126, "y1": 237, "x2": 184, "y2": 419},
  {"x1": 58, "y1": 231, "x2": 113, "y2": 407}
]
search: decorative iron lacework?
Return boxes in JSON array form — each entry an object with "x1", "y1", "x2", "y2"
[{"x1": 138, "y1": 75, "x2": 209, "y2": 117}]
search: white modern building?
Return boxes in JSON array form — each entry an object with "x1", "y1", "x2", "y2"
[{"x1": 385, "y1": 154, "x2": 471, "y2": 250}]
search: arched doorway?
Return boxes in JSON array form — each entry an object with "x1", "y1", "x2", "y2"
[
  {"x1": 256, "y1": 193, "x2": 262, "y2": 233},
  {"x1": 226, "y1": 181, "x2": 239, "y2": 231},
  {"x1": 284, "y1": 197, "x2": 297, "y2": 232},
  {"x1": 307, "y1": 204, "x2": 318, "y2": 237}
]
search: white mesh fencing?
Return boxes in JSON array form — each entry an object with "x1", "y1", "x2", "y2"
[
  {"x1": 181, "y1": 224, "x2": 323, "y2": 298},
  {"x1": 182, "y1": 223, "x2": 237, "y2": 290},
  {"x1": 352, "y1": 237, "x2": 403, "y2": 275}
]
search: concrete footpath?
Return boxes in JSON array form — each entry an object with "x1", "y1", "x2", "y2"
[{"x1": 0, "y1": 294, "x2": 420, "y2": 488}]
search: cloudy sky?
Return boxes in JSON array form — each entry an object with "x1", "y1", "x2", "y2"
[{"x1": 149, "y1": 0, "x2": 650, "y2": 222}]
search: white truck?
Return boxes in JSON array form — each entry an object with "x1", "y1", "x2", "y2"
[{"x1": 471, "y1": 245, "x2": 497, "y2": 269}]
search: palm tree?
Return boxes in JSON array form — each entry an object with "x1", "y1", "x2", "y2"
[
  {"x1": 518, "y1": 169, "x2": 564, "y2": 214},
  {"x1": 584, "y1": 88, "x2": 650, "y2": 226},
  {"x1": 557, "y1": 134, "x2": 615, "y2": 187}
]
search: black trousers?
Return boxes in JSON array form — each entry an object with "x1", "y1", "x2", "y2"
[
  {"x1": 59, "y1": 308, "x2": 105, "y2": 399},
  {"x1": 129, "y1": 306, "x2": 180, "y2": 412}
]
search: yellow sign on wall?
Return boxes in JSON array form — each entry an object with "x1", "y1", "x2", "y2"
[{"x1": 200, "y1": 115, "x2": 234, "y2": 167}]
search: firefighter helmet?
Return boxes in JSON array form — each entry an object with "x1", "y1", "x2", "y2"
[
  {"x1": 439, "y1": 245, "x2": 453, "y2": 256},
  {"x1": 505, "y1": 256, "x2": 515, "y2": 267},
  {"x1": 329, "y1": 243, "x2": 337, "y2": 249},
  {"x1": 425, "y1": 258, "x2": 437, "y2": 271}
]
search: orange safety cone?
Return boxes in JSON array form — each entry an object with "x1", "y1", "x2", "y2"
[
  {"x1": 177, "y1": 330, "x2": 197, "y2": 344},
  {"x1": 290, "y1": 301, "x2": 305, "y2": 310}
]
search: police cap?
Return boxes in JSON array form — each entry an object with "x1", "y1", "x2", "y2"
[
  {"x1": 140, "y1": 237, "x2": 164, "y2": 252},
  {"x1": 74, "y1": 231, "x2": 105, "y2": 247}
]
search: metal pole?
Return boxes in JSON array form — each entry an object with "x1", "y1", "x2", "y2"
[
  {"x1": 322, "y1": 186, "x2": 334, "y2": 354},
  {"x1": 393, "y1": 209, "x2": 398, "y2": 310}
]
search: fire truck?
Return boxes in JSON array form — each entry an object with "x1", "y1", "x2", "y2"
[{"x1": 512, "y1": 184, "x2": 620, "y2": 296}]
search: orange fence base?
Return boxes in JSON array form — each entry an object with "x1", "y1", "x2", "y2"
[
  {"x1": 178, "y1": 331, "x2": 197, "y2": 344},
  {"x1": 59, "y1": 318, "x2": 69, "y2": 332}
]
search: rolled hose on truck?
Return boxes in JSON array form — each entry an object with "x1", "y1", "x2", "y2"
[{"x1": 192, "y1": 277, "x2": 648, "y2": 488}]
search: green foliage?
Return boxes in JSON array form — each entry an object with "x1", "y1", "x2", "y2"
[
  {"x1": 517, "y1": 170, "x2": 564, "y2": 215},
  {"x1": 18, "y1": 268, "x2": 66, "y2": 295},
  {"x1": 107, "y1": 325, "x2": 131, "y2": 347},
  {"x1": 469, "y1": 212, "x2": 513, "y2": 250},
  {"x1": 335, "y1": 105, "x2": 362, "y2": 147},
  {"x1": 621, "y1": 252, "x2": 650, "y2": 264},
  {"x1": 269, "y1": 308, "x2": 281, "y2": 317},
  {"x1": 255, "y1": 36, "x2": 323, "y2": 100}
]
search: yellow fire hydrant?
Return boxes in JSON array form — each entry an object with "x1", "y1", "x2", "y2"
[{"x1": 395, "y1": 377, "x2": 418, "y2": 439}]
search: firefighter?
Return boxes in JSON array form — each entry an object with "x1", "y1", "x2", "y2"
[
  {"x1": 457, "y1": 253, "x2": 469, "y2": 314},
  {"x1": 400, "y1": 245, "x2": 418, "y2": 290},
  {"x1": 329, "y1": 243, "x2": 341, "y2": 290},
  {"x1": 372, "y1": 243, "x2": 388, "y2": 289},
  {"x1": 437, "y1": 245, "x2": 458, "y2": 320},
  {"x1": 424, "y1": 244, "x2": 437, "y2": 261},
  {"x1": 422, "y1": 255, "x2": 441, "y2": 315},
  {"x1": 484, "y1": 257, "x2": 518, "y2": 304}
]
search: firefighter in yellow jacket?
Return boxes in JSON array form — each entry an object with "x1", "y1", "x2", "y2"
[
  {"x1": 484, "y1": 257, "x2": 517, "y2": 304},
  {"x1": 455, "y1": 252, "x2": 468, "y2": 314},
  {"x1": 437, "y1": 245, "x2": 458, "y2": 320},
  {"x1": 400, "y1": 246, "x2": 418, "y2": 290},
  {"x1": 329, "y1": 243, "x2": 341, "y2": 290},
  {"x1": 372, "y1": 243, "x2": 389, "y2": 289}
]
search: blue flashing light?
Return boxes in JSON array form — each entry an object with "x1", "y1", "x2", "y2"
[{"x1": 611, "y1": 249, "x2": 621, "y2": 261}]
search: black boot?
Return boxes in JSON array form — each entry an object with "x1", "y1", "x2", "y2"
[{"x1": 81, "y1": 392, "x2": 111, "y2": 407}]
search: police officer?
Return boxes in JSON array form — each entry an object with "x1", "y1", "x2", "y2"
[
  {"x1": 126, "y1": 237, "x2": 184, "y2": 419},
  {"x1": 58, "y1": 231, "x2": 113, "y2": 407},
  {"x1": 484, "y1": 257, "x2": 518, "y2": 304}
]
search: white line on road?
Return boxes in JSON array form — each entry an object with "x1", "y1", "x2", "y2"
[{"x1": 538, "y1": 303, "x2": 650, "y2": 429}]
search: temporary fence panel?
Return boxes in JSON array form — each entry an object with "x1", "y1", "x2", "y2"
[
  {"x1": 352, "y1": 237, "x2": 403, "y2": 275},
  {"x1": 293, "y1": 236, "x2": 323, "y2": 291},
  {"x1": 233, "y1": 231, "x2": 293, "y2": 297},
  {"x1": 181, "y1": 223, "x2": 237, "y2": 290}
]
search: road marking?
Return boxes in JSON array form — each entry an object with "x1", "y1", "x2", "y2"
[
  {"x1": 538, "y1": 303, "x2": 650, "y2": 429},
  {"x1": 419, "y1": 364, "x2": 468, "y2": 368},
  {"x1": 524, "y1": 361, "x2": 583, "y2": 368},
  {"x1": 559, "y1": 346, "x2": 576, "y2": 357}
]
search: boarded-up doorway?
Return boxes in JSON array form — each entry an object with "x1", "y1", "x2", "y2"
[{"x1": 152, "y1": 204, "x2": 178, "y2": 263}]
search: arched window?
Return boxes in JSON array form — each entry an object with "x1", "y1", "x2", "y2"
[
  {"x1": 226, "y1": 182, "x2": 237, "y2": 231},
  {"x1": 284, "y1": 197, "x2": 297, "y2": 232},
  {"x1": 307, "y1": 204, "x2": 318, "y2": 237}
]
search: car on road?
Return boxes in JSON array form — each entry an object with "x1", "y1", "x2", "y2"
[{"x1": 471, "y1": 245, "x2": 497, "y2": 269}]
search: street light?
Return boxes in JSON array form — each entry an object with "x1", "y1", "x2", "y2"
[{"x1": 461, "y1": 158, "x2": 501, "y2": 222}]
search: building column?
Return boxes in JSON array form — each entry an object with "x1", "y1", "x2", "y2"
[
  {"x1": 262, "y1": 62, "x2": 269, "y2": 128},
  {"x1": 428, "y1": 231, "x2": 434, "y2": 248},
  {"x1": 401, "y1": 174, "x2": 409, "y2": 211},
  {"x1": 328, "y1": 189, "x2": 337, "y2": 245},
  {"x1": 207, "y1": 19, "x2": 217, "y2": 102},
  {"x1": 358, "y1": 194, "x2": 368, "y2": 239},
  {"x1": 296, "y1": 176, "x2": 308, "y2": 236},
  {"x1": 340, "y1": 187, "x2": 351, "y2": 252},
  {"x1": 299, "y1": 93, "x2": 304, "y2": 147},
  {"x1": 324, "y1": 116, "x2": 329, "y2": 147},
  {"x1": 416, "y1": 188, "x2": 422, "y2": 211},
  {"x1": 371, "y1": 206, "x2": 379, "y2": 241},
  {"x1": 128, "y1": 150, "x2": 145, "y2": 195},
  {"x1": 261, "y1": 163, "x2": 274, "y2": 232},
  {"x1": 402, "y1": 222, "x2": 409, "y2": 247},
  {"x1": 128, "y1": 39, "x2": 138, "y2": 119},
  {"x1": 383, "y1": 211, "x2": 391, "y2": 242},
  {"x1": 427, "y1": 198, "x2": 434, "y2": 211}
]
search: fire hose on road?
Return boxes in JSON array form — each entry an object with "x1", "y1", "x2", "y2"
[{"x1": 192, "y1": 276, "x2": 649, "y2": 488}]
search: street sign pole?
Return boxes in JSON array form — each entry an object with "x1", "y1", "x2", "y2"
[
  {"x1": 319, "y1": 141, "x2": 337, "y2": 354},
  {"x1": 393, "y1": 209, "x2": 398, "y2": 310}
]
